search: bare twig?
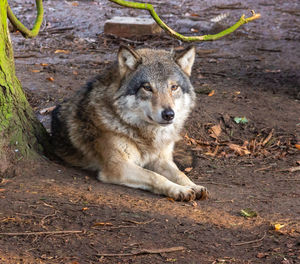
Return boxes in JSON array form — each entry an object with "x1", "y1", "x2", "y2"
[
  {"x1": 40, "y1": 211, "x2": 58, "y2": 229},
  {"x1": 214, "y1": 199, "x2": 234, "y2": 203},
  {"x1": 124, "y1": 219, "x2": 155, "y2": 225},
  {"x1": 199, "y1": 181, "x2": 233, "y2": 188},
  {"x1": 93, "y1": 219, "x2": 154, "y2": 230},
  {"x1": 97, "y1": 246, "x2": 186, "y2": 257},
  {"x1": 0, "y1": 230, "x2": 83, "y2": 236},
  {"x1": 39, "y1": 106, "x2": 56, "y2": 115},
  {"x1": 109, "y1": 0, "x2": 261, "y2": 42},
  {"x1": 254, "y1": 166, "x2": 273, "y2": 173},
  {"x1": 262, "y1": 129, "x2": 274, "y2": 146},
  {"x1": 232, "y1": 232, "x2": 266, "y2": 246},
  {"x1": 277, "y1": 166, "x2": 300, "y2": 173}
]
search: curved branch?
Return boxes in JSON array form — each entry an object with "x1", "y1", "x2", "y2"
[
  {"x1": 7, "y1": 0, "x2": 44, "y2": 39},
  {"x1": 108, "y1": 0, "x2": 261, "y2": 42}
]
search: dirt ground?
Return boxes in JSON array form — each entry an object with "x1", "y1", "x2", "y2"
[{"x1": 1, "y1": 0, "x2": 300, "y2": 263}]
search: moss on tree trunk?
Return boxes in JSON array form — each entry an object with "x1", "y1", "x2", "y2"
[{"x1": 0, "y1": 0, "x2": 49, "y2": 173}]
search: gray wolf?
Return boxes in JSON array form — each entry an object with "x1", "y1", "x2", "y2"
[{"x1": 51, "y1": 45, "x2": 208, "y2": 201}]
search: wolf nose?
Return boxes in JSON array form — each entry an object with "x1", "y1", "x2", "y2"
[{"x1": 161, "y1": 108, "x2": 175, "y2": 121}]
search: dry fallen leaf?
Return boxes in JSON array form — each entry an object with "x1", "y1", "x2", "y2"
[
  {"x1": 184, "y1": 167, "x2": 193, "y2": 172},
  {"x1": 256, "y1": 252, "x2": 268, "y2": 258},
  {"x1": 208, "y1": 90, "x2": 215, "y2": 96},
  {"x1": 205, "y1": 145, "x2": 219, "y2": 157},
  {"x1": 184, "y1": 133, "x2": 197, "y2": 145},
  {"x1": 166, "y1": 197, "x2": 175, "y2": 202},
  {"x1": 190, "y1": 201, "x2": 197, "y2": 207},
  {"x1": 82, "y1": 207, "x2": 89, "y2": 211},
  {"x1": 40, "y1": 63, "x2": 48, "y2": 66},
  {"x1": 188, "y1": 13, "x2": 200, "y2": 17},
  {"x1": 274, "y1": 223, "x2": 285, "y2": 231},
  {"x1": 295, "y1": 144, "x2": 300, "y2": 150},
  {"x1": 228, "y1": 143, "x2": 251, "y2": 156},
  {"x1": 240, "y1": 208, "x2": 257, "y2": 218},
  {"x1": 209, "y1": 124, "x2": 221, "y2": 139},
  {"x1": 47, "y1": 77, "x2": 54, "y2": 82},
  {"x1": 72, "y1": 2, "x2": 79, "y2": 6},
  {"x1": 0, "y1": 189, "x2": 6, "y2": 192}
]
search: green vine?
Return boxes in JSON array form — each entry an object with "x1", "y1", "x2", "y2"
[
  {"x1": 109, "y1": 0, "x2": 261, "y2": 42},
  {"x1": 7, "y1": 0, "x2": 43, "y2": 38}
]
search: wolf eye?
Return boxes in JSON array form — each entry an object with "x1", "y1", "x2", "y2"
[
  {"x1": 171, "y1": 85, "x2": 179, "y2": 91},
  {"x1": 141, "y1": 83, "x2": 153, "y2": 92}
]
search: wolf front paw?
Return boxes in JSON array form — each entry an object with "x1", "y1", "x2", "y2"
[
  {"x1": 169, "y1": 185, "x2": 197, "y2": 201},
  {"x1": 191, "y1": 185, "x2": 209, "y2": 200}
]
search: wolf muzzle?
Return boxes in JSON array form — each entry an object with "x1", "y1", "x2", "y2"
[{"x1": 161, "y1": 108, "x2": 175, "y2": 121}]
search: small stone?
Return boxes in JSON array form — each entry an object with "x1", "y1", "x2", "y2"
[{"x1": 104, "y1": 16, "x2": 162, "y2": 37}]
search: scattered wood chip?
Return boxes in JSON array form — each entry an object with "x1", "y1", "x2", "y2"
[
  {"x1": 208, "y1": 90, "x2": 215, "y2": 96},
  {"x1": 31, "y1": 69, "x2": 40, "y2": 73},
  {"x1": 54, "y1": 49, "x2": 70, "y2": 54},
  {"x1": 40, "y1": 63, "x2": 49, "y2": 66},
  {"x1": 39, "y1": 106, "x2": 56, "y2": 115},
  {"x1": 184, "y1": 167, "x2": 193, "y2": 172},
  {"x1": 47, "y1": 77, "x2": 54, "y2": 82},
  {"x1": 256, "y1": 252, "x2": 269, "y2": 258}
]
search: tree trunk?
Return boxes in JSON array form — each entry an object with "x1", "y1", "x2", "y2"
[{"x1": 0, "y1": 0, "x2": 49, "y2": 173}]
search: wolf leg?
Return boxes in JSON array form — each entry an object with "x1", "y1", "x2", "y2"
[
  {"x1": 150, "y1": 160, "x2": 208, "y2": 200},
  {"x1": 97, "y1": 162, "x2": 198, "y2": 201}
]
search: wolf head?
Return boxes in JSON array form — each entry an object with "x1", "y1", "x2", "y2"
[{"x1": 114, "y1": 46, "x2": 196, "y2": 128}]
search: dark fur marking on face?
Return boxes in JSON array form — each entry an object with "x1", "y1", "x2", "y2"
[{"x1": 122, "y1": 67, "x2": 150, "y2": 96}]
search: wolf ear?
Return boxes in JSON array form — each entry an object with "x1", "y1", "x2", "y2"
[
  {"x1": 118, "y1": 45, "x2": 141, "y2": 78},
  {"x1": 174, "y1": 46, "x2": 196, "y2": 76}
]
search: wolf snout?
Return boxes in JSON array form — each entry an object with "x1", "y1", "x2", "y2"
[{"x1": 161, "y1": 108, "x2": 175, "y2": 121}]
